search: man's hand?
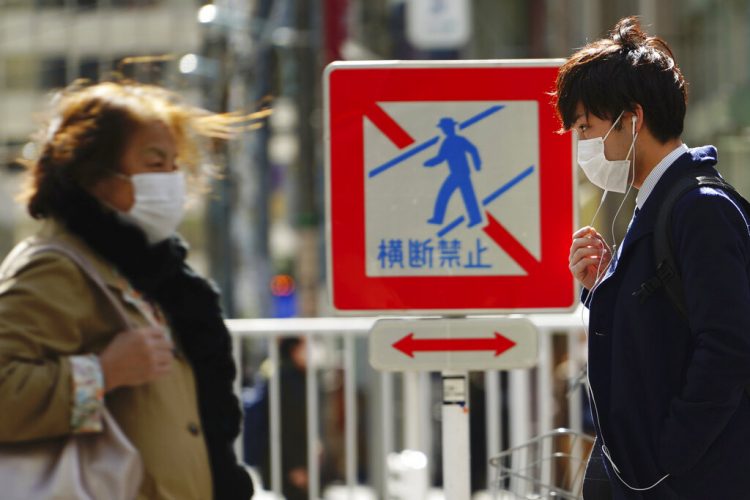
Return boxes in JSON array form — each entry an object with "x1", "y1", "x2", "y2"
[{"x1": 569, "y1": 226, "x2": 611, "y2": 290}]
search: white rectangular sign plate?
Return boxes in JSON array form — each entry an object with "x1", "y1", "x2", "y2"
[{"x1": 369, "y1": 317, "x2": 538, "y2": 371}]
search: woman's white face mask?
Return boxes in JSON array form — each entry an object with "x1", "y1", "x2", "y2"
[
  {"x1": 576, "y1": 111, "x2": 637, "y2": 193},
  {"x1": 118, "y1": 171, "x2": 186, "y2": 244}
]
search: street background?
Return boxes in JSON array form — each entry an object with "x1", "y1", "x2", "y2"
[
  {"x1": 2, "y1": 0, "x2": 748, "y2": 320},
  {"x1": 1, "y1": 1, "x2": 748, "y2": 497}
]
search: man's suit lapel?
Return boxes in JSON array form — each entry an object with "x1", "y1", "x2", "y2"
[{"x1": 602, "y1": 151, "x2": 695, "y2": 280}]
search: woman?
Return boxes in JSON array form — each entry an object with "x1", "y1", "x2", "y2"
[{"x1": 0, "y1": 81, "x2": 254, "y2": 499}]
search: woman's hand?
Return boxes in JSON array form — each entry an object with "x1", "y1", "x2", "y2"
[
  {"x1": 99, "y1": 327, "x2": 174, "y2": 391},
  {"x1": 569, "y1": 226, "x2": 611, "y2": 290}
]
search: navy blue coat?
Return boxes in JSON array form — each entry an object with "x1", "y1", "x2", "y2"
[{"x1": 585, "y1": 146, "x2": 750, "y2": 499}]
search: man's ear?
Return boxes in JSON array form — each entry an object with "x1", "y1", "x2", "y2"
[{"x1": 632, "y1": 104, "x2": 644, "y2": 133}]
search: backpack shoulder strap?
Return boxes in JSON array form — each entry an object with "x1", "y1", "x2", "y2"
[
  {"x1": 650, "y1": 173, "x2": 747, "y2": 320},
  {"x1": 647, "y1": 172, "x2": 750, "y2": 398}
]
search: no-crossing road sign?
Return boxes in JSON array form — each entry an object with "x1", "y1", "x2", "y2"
[{"x1": 324, "y1": 60, "x2": 576, "y2": 314}]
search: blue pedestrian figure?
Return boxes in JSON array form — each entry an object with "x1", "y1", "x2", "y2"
[{"x1": 424, "y1": 117, "x2": 484, "y2": 228}]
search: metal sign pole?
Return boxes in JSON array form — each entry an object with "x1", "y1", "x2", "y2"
[{"x1": 442, "y1": 370, "x2": 471, "y2": 500}]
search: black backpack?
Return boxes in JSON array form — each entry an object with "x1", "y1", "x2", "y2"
[{"x1": 633, "y1": 172, "x2": 750, "y2": 318}]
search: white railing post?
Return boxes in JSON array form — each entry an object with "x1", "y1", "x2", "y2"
[
  {"x1": 269, "y1": 338, "x2": 282, "y2": 496},
  {"x1": 306, "y1": 333, "x2": 320, "y2": 500},
  {"x1": 485, "y1": 370, "x2": 501, "y2": 492},
  {"x1": 344, "y1": 335, "x2": 358, "y2": 496},
  {"x1": 232, "y1": 335, "x2": 243, "y2": 460},
  {"x1": 381, "y1": 371, "x2": 395, "y2": 497}
]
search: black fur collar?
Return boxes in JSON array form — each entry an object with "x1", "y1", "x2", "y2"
[{"x1": 51, "y1": 186, "x2": 252, "y2": 499}]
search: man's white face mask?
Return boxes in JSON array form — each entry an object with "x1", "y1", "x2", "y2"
[
  {"x1": 118, "y1": 171, "x2": 186, "y2": 245},
  {"x1": 576, "y1": 111, "x2": 637, "y2": 193}
]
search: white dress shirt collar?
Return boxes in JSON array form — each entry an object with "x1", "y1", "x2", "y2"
[{"x1": 636, "y1": 143, "x2": 690, "y2": 210}]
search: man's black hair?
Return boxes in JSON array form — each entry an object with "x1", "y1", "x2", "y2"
[{"x1": 553, "y1": 16, "x2": 687, "y2": 143}]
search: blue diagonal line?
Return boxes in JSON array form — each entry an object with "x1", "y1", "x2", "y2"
[
  {"x1": 368, "y1": 105, "x2": 505, "y2": 179},
  {"x1": 458, "y1": 105, "x2": 505, "y2": 130},
  {"x1": 437, "y1": 216, "x2": 465, "y2": 238},
  {"x1": 482, "y1": 165, "x2": 535, "y2": 206},
  {"x1": 368, "y1": 136, "x2": 440, "y2": 178}
]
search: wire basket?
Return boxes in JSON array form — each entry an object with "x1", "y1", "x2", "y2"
[{"x1": 489, "y1": 428, "x2": 595, "y2": 500}]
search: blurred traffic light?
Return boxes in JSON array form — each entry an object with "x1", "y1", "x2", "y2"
[{"x1": 270, "y1": 274, "x2": 297, "y2": 317}]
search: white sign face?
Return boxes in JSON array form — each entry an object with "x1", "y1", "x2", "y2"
[
  {"x1": 406, "y1": 0, "x2": 472, "y2": 50},
  {"x1": 365, "y1": 101, "x2": 540, "y2": 277},
  {"x1": 369, "y1": 317, "x2": 539, "y2": 372}
]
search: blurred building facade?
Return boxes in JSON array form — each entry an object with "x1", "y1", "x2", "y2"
[
  {"x1": 2, "y1": 0, "x2": 750, "y2": 319},
  {"x1": 0, "y1": 0, "x2": 203, "y2": 259}
]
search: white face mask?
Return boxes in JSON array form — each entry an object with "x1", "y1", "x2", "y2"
[
  {"x1": 118, "y1": 171, "x2": 186, "y2": 244},
  {"x1": 576, "y1": 111, "x2": 637, "y2": 194}
]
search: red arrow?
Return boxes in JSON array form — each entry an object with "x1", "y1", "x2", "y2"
[{"x1": 393, "y1": 332, "x2": 516, "y2": 358}]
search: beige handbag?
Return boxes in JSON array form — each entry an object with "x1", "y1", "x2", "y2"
[{"x1": 0, "y1": 241, "x2": 143, "y2": 500}]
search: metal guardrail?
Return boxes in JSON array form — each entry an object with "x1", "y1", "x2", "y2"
[{"x1": 226, "y1": 311, "x2": 588, "y2": 499}]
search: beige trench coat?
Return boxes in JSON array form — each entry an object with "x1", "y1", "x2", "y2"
[{"x1": 0, "y1": 220, "x2": 213, "y2": 499}]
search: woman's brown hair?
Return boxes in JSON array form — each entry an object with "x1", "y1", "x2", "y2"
[{"x1": 21, "y1": 80, "x2": 267, "y2": 218}]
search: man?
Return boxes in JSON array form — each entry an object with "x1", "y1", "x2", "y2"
[
  {"x1": 556, "y1": 17, "x2": 750, "y2": 499},
  {"x1": 424, "y1": 116, "x2": 483, "y2": 227}
]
